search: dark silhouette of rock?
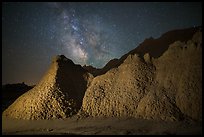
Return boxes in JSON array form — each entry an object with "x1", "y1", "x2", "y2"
[
  {"x1": 84, "y1": 26, "x2": 201, "y2": 76},
  {"x1": 134, "y1": 26, "x2": 201, "y2": 58},
  {"x1": 83, "y1": 58, "x2": 120, "y2": 76},
  {"x1": 3, "y1": 55, "x2": 93, "y2": 120},
  {"x1": 83, "y1": 65, "x2": 101, "y2": 77},
  {"x1": 2, "y1": 82, "x2": 34, "y2": 112}
]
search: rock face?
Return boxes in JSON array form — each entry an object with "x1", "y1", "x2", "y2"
[
  {"x1": 81, "y1": 29, "x2": 202, "y2": 122},
  {"x1": 3, "y1": 55, "x2": 93, "y2": 120}
]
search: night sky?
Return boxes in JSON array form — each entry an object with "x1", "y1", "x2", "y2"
[{"x1": 2, "y1": 2, "x2": 202, "y2": 85}]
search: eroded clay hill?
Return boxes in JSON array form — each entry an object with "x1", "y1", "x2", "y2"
[
  {"x1": 81, "y1": 29, "x2": 202, "y2": 122},
  {"x1": 3, "y1": 55, "x2": 93, "y2": 120}
]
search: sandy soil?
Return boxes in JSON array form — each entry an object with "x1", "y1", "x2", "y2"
[{"x1": 2, "y1": 116, "x2": 202, "y2": 135}]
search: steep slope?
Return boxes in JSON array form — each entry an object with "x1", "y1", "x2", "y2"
[
  {"x1": 81, "y1": 29, "x2": 202, "y2": 122},
  {"x1": 3, "y1": 55, "x2": 93, "y2": 120}
]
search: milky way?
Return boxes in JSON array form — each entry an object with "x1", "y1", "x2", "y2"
[
  {"x1": 46, "y1": 2, "x2": 120, "y2": 67},
  {"x1": 2, "y1": 2, "x2": 202, "y2": 85}
]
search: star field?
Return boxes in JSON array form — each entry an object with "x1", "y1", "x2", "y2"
[{"x1": 2, "y1": 2, "x2": 202, "y2": 85}]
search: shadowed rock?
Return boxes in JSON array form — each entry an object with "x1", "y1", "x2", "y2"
[{"x1": 3, "y1": 55, "x2": 93, "y2": 120}]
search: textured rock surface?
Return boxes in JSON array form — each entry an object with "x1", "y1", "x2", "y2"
[
  {"x1": 3, "y1": 55, "x2": 93, "y2": 120},
  {"x1": 81, "y1": 30, "x2": 202, "y2": 122},
  {"x1": 154, "y1": 30, "x2": 202, "y2": 121},
  {"x1": 81, "y1": 54, "x2": 155, "y2": 117}
]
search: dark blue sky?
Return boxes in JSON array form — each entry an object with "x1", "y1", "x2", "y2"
[{"x1": 2, "y1": 2, "x2": 202, "y2": 85}]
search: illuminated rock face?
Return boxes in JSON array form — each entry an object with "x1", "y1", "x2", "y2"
[
  {"x1": 81, "y1": 30, "x2": 202, "y2": 122},
  {"x1": 3, "y1": 55, "x2": 93, "y2": 120}
]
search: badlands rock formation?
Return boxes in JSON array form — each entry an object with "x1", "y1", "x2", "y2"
[
  {"x1": 81, "y1": 28, "x2": 202, "y2": 122},
  {"x1": 3, "y1": 27, "x2": 202, "y2": 122},
  {"x1": 3, "y1": 55, "x2": 93, "y2": 120}
]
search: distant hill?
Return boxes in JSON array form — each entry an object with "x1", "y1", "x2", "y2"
[
  {"x1": 2, "y1": 82, "x2": 34, "y2": 112},
  {"x1": 84, "y1": 26, "x2": 201, "y2": 76}
]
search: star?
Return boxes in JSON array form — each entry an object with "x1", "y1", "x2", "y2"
[{"x1": 72, "y1": 25, "x2": 78, "y2": 31}]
